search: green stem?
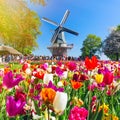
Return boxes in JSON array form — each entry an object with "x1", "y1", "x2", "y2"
[
  {"x1": 47, "y1": 106, "x2": 50, "y2": 120},
  {"x1": 101, "y1": 89, "x2": 106, "y2": 119},
  {"x1": 87, "y1": 71, "x2": 93, "y2": 120},
  {"x1": 0, "y1": 89, "x2": 6, "y2": 108},
  {"x1": 87, "y1": 91, "x2": 92, "y2": 120},
  {"x1": 111, "y1": 95, "x2": 115, "y2": 115}
]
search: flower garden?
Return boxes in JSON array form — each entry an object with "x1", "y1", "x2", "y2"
[{"x1": 0, "y1": 56, "x2": 120, "y2": 120}]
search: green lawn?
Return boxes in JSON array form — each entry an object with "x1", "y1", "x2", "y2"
[{"x1": 0, "y1": 62, "x2": 22, "y2": 70}]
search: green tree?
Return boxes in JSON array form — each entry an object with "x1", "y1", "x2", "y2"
[
  {"x1": 102, "y1": 25, "x2": 120, "y2": 60},
  {"x1": 81, "y1": 34, "x2": 102, "y2": 59},
  {"x1": 0, "y1": 0, "x2": 45, "y2": 55}
]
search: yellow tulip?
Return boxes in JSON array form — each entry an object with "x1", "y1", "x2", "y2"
[
  {"x1": 94, "y1": 74, "x2": 103, "y2": 84},
  {"x1": 99, "y1": 103, "x2": 109, "y2": 115},
  {"x1": 68, "y1": 71, "x2": 74, "y2": 79}
]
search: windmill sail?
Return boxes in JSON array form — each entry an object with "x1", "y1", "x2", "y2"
[
  {"x1": 42, "y1": 17, "x2": 58, "y2": 26},
  {"x1": 60, "y1": 10, "x2": 70, "y2": 26},
  {"x1": 62, "y1": 27, "x2": 79, "y2": 36}
]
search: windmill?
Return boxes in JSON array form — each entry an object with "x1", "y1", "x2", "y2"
[{"x1": 42, "y1": 10, "x2": 79, "y2": 57}]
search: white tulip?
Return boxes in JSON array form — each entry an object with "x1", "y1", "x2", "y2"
[
  {"x1": 32, "y1": 112, "x2": 41, "y2": 120},
  {"x1": 47, "y1": 67, "x2": 52, "y2": 73},
  {"x1": 31, "y1": 101, "x2": 36, "y2": 112},
  {"x1": 53, "y1": 92, "x2": 67, "y2": 114},
  {"x1": 36, "y1": 68, "x2": 41, "y2": 72},
  {"x1": 57, "y1": 81, "x2": 63, "y2": 87},
  {"x1": 61, "y1": 64, "x2": 64, "y2": 69},
  {"x1": 27, "y1": 63, "x2": 30, "y2": 68},
  {"x1": 25, "y1": 68, "x2": 31, "y2": 75},
  {"x1": 62, "y1": 71, "x2": 68, "y2": 79},
  {"x1": 43, "y1": 73, "x2": 53, "y2": 84},
  {"x1": 31, "y1": 76, "x2": 36, "y2": 80}
]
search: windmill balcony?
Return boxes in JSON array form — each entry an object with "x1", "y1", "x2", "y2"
[{"x1": 47, "y1": 43, "x2": 73, "y2": 49}]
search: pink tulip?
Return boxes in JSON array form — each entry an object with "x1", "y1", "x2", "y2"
[
  {"x1": 68, "y1": 106, "x2": 88, "y2": 120},
  {"x1": 103, "y1": 70, "x2": 114, "y2": 85}
]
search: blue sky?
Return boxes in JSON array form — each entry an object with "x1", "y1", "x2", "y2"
[{"x1": 27, "y1": 0, "x2": 120, "y2": 58}]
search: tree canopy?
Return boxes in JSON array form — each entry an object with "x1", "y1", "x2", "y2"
[
  {"x1": 0, "y1": 0, "x2": 44, "y2": 55},
  {"x1": 29, "y1": 0, "x2": 46, "y2": 5},
  {"x1": 81, "y1": 34, "x2": 102, "y2": 59},
  {"x1": 102, "y1": 25, "x2": 120, "y2": 60}
]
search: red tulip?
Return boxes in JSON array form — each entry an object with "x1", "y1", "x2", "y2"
[
  {"x1": 15, "y1": 91, "x2": 26, "y2": 102},
  {"x1": 34, "y1": 71, "x2": 45, "y2": 79},
  {"x1": 85, "y1": 56, "x2": 98, "y2": 70},
  {"x1": 66, "y1": 61, "x2": 77, "y2": 71},
  {"x1": 0, "y1": 84, "x2": 2, "y2": 93},
  {"x1": 22, "y1": 63, "x2": 29, "y2": 71}
]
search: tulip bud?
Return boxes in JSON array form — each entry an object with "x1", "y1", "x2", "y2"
[{"x1": 53, "y1": 92, "x2": 67, "y2": 114}]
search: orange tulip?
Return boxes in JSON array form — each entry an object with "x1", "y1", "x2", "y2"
[
  {"x1": 71, "y1": 80, "x2": 83, "y2": 90},
  {"x1": 4, "y1": 67, "x2": 10, "y2": 74},
  {"x1": 31, "y1": 64, "x2": 37, "y2": 69},
  {"x1": 40, "y1": 88, "x2": 56, "y2": 103}
]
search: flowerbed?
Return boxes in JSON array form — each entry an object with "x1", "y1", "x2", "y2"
[{"x1": 0, "y1": 56, "x2": 120, "y2": 120}]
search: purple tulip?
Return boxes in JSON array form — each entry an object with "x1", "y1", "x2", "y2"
[
  {"x1": 44, "y1": 81, "x2": 64, "y2": 92},
  {"x1": 3, "y1": 71, "x2": 24, "y2": 89},
  {"x1": 55, "y1": 67, "x2": 63, "y2": 77},
  {"x1": 6, "y1": 96, "x2": 26, "y2": 117},
  {"x1": 41, "y1": 63, "x2": 48, "y2": 70}
]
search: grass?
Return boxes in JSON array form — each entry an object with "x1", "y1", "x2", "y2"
[{"x1": 0, "y1": 62, "x2": 22, "y2": 70}]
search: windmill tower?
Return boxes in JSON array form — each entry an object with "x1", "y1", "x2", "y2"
[{"x1": 42, "y1": 10, "x2": 78, "y2": 57}]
